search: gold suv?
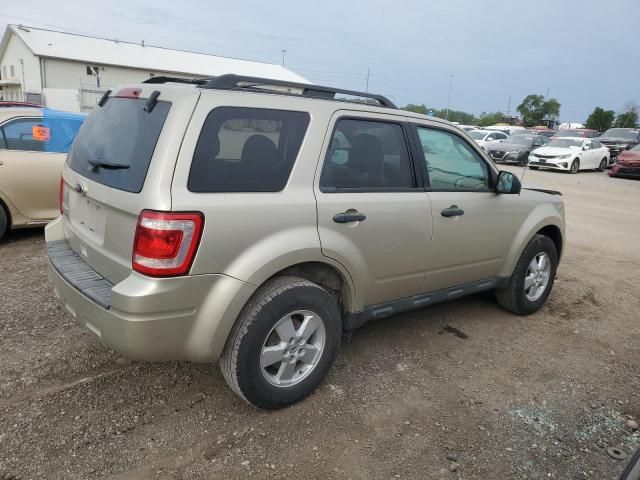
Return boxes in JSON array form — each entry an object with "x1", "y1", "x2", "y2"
[
  {"x1": 45, "y1": 76, "x2": 565, "y2": 408},
  {"x1": 0, "y1": 107, "x2": 85, "y2": 239}
]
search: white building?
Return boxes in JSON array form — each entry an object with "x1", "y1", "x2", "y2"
[{"x1": 0, "y1": 24, "x2": 307, "y2": 112}]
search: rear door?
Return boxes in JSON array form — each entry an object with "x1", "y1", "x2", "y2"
[
  {"x1": 0, "y1": 116, "x2": 65, "y2": 220},
  {"x1": 315, "y1": 111, "x2": 432, "y2": 308},
  {"x1": 412, "y1": 122, "x2": 518, "y2": 291},
  {"x1": 61, "y1": 85, "x2": 200, "y2": 284}
]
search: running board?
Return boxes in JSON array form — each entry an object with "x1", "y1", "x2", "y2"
[{"x1": 344, "y1": 277, "x2": 509, "y2": 330}]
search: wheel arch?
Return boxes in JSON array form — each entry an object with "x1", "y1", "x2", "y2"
[
  {"x1": 499, "y1": 205, "x2": 565, "y2": 278},
  {"x1": 264, "y1": 260, "x2": 356, "y2": 314}
]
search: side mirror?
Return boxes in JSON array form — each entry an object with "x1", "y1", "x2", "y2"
[
  {"x1": 496, "y1": 170, "x2": 521, "y2": 194},
  {"x1": 583, "y1": 145, "x2": 591, "y2": 150}
]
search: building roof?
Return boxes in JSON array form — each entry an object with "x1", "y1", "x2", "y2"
[{"x1": 0, "y1": 25, "x2": 308, "y2": 83}]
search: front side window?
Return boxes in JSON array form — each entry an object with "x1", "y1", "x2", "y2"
[
  {"x1": 417, "y1": 127, "x2": 490, "y2": 190},
  {"x1": 189, "y1": 107, "x2": 309, "y2": 193},
  {"x1": 320, "y1": 118, "x2": 414, "y2": 190}
]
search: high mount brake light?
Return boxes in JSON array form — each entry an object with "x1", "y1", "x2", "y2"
[
  {"x1": 114, "y1": 87, "x2": 142, "y2": 99},
  {"x1": 132, "y1": 211, "x2": 204, "y2": 277}
]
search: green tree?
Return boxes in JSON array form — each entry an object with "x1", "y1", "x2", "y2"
[
  {"x1": 613, "y1": 103, "x2": 639, "y2": 128},
  {"x1": 517, "y1": 94, "x2": 561, "y2": 126},
  {"x1": 476, "y1": 111, "x2": 504, "y2": 127},
  {"x1": 403, "y1": 104, "x2": 428, "y2": 115},
  {"x1": 584, "y1": 107, "x2": 615, "y2": 131}
]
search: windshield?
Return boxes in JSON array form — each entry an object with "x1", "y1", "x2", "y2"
[
  {"x1": 546, "y1": 139, "x2": 583, "y2": 148},
  {"x1": 601, "y1": 128, "x2": 639, "y2": 140},
  {"x1": 507, "y1": 135, "x2": 533, "y2": 145},
  {"x1": 469, "y1": 131, "x2": 487, "y2": 140},
  {"x1": 68, "y1": 97, "x2": 171, "y2": 193}
]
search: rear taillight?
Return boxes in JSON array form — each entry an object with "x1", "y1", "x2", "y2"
[
  {"x1": 59, "y1": 177, "x2": 65, "y2": 215},
  {"x1": 132, "y1": 210, "x2": 204, "y2": 277}
]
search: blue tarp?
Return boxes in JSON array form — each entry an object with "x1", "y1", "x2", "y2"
[{"x1": 39, "y1": 108, "x2": 87, "y2": 153}]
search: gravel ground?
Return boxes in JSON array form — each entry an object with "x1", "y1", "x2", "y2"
[{"x1": 1, "y1": 168, "x2": 639, "y2": 480}]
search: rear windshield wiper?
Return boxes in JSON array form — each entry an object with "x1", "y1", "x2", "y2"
[{"x1": 88, "y1": 159, "x2": 130, "y2": 170}]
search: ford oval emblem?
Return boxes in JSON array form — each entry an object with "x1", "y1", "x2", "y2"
[{"x1": 74, "y1": 182, "x2": 86, "y2": 194}]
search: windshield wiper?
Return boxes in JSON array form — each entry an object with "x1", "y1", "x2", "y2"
[{"x1": 88, "y1": 159, "x2": 130, "y2": 170}]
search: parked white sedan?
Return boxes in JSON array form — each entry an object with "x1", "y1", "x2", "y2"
[
  {"x1": 468, "y1": 129, "x2": 508, "y2": 152},
  {"x1": 528, "y1": 137, "x2": 610, "y2": 173}
]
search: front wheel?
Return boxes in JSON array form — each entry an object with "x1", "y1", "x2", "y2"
[
  {"x1": 0, "y1": 206, "x2": 8, "y2": 241},
  {"x1": 496, "y1": 234, "x2": 558, "y2": 315},
  {"x1": 598, "y1": 158, "x2": 607, "y2": 172},
  {"x1": 220, "y1": 276, "x2": 341, "y2": 409},
  {"x1": 570, "y1": 159, "x2": 580, "y2": 174}
]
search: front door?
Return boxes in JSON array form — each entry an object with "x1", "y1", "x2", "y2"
[
  {"x1": 315, "y1": 113, "x2": 432, "y2": 308},
  {"x1": 413, "y1": 123, "x2": 518, "y2": 291},
  {"x1": 0, "y1": 117, "x2": 64, "y2": 220}
]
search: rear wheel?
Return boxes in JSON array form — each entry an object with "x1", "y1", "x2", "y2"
[
  {"x1": 220, "y1": 276, "x2": 341, "y2": 409},
  {"x1": 570, "y1": 159, "x2": 580, "y2": 174},
  {"x1": 598, "y1": 158, "x2": 607, "y2": 172},
  {"x1": 0, "y1": 205, "x2": 8, "y2": 241},
  {"x1": 496, "y1": 234, "x2": 558, "y2": 315}
]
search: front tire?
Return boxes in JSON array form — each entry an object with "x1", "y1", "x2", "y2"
[
  {"x1": 598, "y1": 158, "x2": 607, "y2": 172},
  {"x1": 0, "y1": 205, "x2": 8, "y2": 241},
  {"x1": 570, "y1": 159, "x2": 580, "y2": 174},
  {"x1": 220, "y1": 276, "x2": 341, "y2": 409},
  {"x1": 496, "y1": 234, "x2": 558, "y2": 315}
]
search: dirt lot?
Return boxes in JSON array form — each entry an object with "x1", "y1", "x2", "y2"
[{"x1": 1, "y1": 168, "x2": 639, "y2": 480}]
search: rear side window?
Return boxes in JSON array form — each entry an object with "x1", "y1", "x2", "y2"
[
  {"x1": 67, "y1": 98, "x2": 170, "y2": 193},
  {"x1": 320, "y1": 119, "x2": 414, "y2": 191},
  {"x1": 0, "y1": 117, "x2": 83, "y2": 153},
  {"x1": 188, "y1": 107, "x2": 310, "y2": 192}
]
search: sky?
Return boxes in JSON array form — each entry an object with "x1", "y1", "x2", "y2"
[{"x1": 1, "y1": 0, "x2": 638, "y2": 122}]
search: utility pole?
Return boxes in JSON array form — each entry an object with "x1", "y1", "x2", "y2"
[
  {"x1": 281, "y1": 49, "x2": 287, "y2": 67},
  {"x1": 446, "y1": 74, "x2": 453, "y2": 121},
  {"x1": 506, "y1": 95, "x2": 511, "y2": 118},
  {"x1": 366, "y1": 68, "x2": 370, "y2": 93}
]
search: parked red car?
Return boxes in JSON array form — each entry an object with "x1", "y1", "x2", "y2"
[
  {"x1": 609, "y1": 144, "x2": 640, "y2": 178},
  {"x1": 0, "y1": 100, "x2": 41, "y2": 108}
]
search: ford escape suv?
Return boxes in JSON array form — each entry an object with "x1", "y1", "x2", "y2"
[{"x1": 46, "y1": 75, "x2": 565, "y2": 409}]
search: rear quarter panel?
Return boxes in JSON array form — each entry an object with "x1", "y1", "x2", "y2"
[{"x1": 170, "y1": 91, "x2": 358, "y2": 308}]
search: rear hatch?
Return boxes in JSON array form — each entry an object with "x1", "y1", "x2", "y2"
[{"x1": 60, "y1": 84, "x2": 200, "y2": 284}]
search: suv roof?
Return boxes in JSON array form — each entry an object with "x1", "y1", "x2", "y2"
[{"x1": 143, "y1": 73, "x2": 398, "y2": 109}]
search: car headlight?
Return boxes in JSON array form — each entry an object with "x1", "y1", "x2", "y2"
[{"x1": 557, "y1": 154, "x2": 571, "y2": 159}]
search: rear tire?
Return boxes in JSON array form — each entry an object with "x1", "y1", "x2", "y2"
[
  {"x1": 0, "y1": 205, "x2": 8, "y2": 241},
  {"x1": 496, "y1": 234, "x2": 558, "y2": 315},
  {"x1": 220, "y1": 276, "x2": 341, "y2": 409},
  {"x1": 598, "y1": 158, "x2": 607, "y2": 172}
]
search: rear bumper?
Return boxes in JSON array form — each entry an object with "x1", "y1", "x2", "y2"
[{"x1": 45, "y1": 218, "x2": 255, "y2": 362}]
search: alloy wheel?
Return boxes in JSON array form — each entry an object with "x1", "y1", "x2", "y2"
[
  {"x1": 524, "y1": 252, "x2": 552, "y2": 302},
  {"x1": 260, "y1": 310, "x2": 326, "y2": 387}
]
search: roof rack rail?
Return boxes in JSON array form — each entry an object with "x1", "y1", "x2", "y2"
[
  {"x1": 142, "y1": 76, "x2": 207, "y2": 85},
  {"x1": 200, "y1": 74, "x2": 397, "y2": 108}
]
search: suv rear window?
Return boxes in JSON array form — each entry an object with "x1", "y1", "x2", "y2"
[
  {"x1": 67, "y1": 97, "x2": 170, "y2": 193},
  {"x1": 188, "y1": 107, "x2": 310, "y2": 192}
]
